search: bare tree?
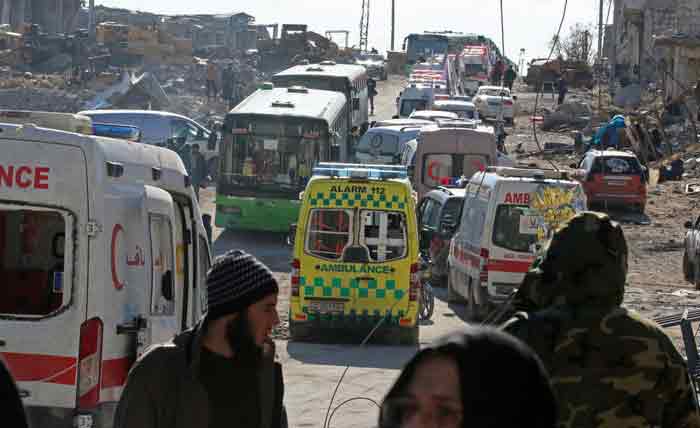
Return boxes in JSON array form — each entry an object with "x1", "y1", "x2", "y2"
[{"x1": 550, "y1": 23, "x2": 596, "y2": 64}]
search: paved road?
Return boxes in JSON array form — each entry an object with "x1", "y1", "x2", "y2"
[{"x1": 198, "y1": 74, "x2": 472, "y2": 428}]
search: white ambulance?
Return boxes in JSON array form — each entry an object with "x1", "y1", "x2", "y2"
[
  {"x1": 448, "y1": 167, "x2": 586, "y2": 320},
  {"x1": 0, "y1": 123, "x2": 212, "y2": 428}
]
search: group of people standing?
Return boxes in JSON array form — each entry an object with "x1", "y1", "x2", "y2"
[
  {"x1": 207, "y1": 60, "x2": 244, "y2": 110},
  {"x1": 491, "y1": 59, "x2": 518, "y2": 91},
  {"x1": 3, "y1": 212, "x2": 700, "y2": 428}
]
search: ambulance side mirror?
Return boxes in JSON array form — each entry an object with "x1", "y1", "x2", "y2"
[
  {"x1": 287, "y1": 224, "x2": 297, "y2": 246},
  {"x1": 202, "y1": 214, "x2": 213, "y2": 245},
  {"x1": 161, "y1": 270, "x2": 174, "y2": 302}
]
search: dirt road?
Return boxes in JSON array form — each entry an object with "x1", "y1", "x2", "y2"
[{"x1": 198, "y1": 74, "x2": 470, "y2": 428}]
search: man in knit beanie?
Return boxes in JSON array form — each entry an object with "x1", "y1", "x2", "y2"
[{"x1": 115, "y1": 250, "x2": 287, "y2": 428}]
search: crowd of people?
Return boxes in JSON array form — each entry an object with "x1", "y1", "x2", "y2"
[{"x1": 3, "y1": 211, "x2": 700, "y2": 428}]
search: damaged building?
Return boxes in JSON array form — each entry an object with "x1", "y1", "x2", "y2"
[
  {"x1": 607, "y1": 0, "x2": 700, "y2": 84},
  {"x1": 0, "y1": 0, "x2": 82, "y2": 33}
]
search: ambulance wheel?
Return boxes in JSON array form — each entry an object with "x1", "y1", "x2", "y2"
[
  {"x1": 289, "y1": 318, "x2": 312, "y2": 342},
  {"x1": 467, "y1": 281, "x2": 482, "y2": 322},
  {"x1": 386, "y1": 326, "x2": 418, "y2": 346}
]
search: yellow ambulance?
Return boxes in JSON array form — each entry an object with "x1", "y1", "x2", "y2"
[{"x1": 290, "y1": 163, "x2": 421, "y2": 344}]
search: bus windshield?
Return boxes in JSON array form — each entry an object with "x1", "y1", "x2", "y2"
[
  {"x1": 406, "y1": 36, "x2": 448, "y2": 62},
  {"x1": 219, "y1": 121, "x2": 330, "y2": 197}
]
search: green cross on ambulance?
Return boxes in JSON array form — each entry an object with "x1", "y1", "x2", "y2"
[{"x1": 290, "y1": 164, "x2": 421, "y2": 344}]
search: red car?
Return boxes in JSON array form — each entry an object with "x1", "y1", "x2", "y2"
[{"x1": 572, "y1": 150, "x2": 647, "y2": 213}]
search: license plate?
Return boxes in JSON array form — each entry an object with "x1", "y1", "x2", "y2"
[
  {"x1": 606, "y1": 181, "x2": 626, "y2": 186},
  {"x1": 309, "y1": 300, "x2": 345, "y2": 314}
]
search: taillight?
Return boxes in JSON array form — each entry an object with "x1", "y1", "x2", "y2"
[
  {"x1": 503, "y1": 100, "x2": 513, "y2": 106},
  {"x1": 78, "y1": 317, "x2": 103, "y2": 409},
  {"x1": 291, "y1": 259, "x2": 300, "y2": 297},
  {"x1": 480, "y1": 248, "x2": 490, "y2": 259},
  {"x1": 480, "y1": 248, "x2": 490, "y2": 285},
  {"x1": 409, "y1": 263, "x2": 420, "y2": 301}
]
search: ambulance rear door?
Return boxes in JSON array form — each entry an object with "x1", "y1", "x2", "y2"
[
  {"x1": 144, "y1": 186, "x2": 180, "y2": 346},
  {"x1": 0, "y1": 136, "x2": 88, "y2": 411}
]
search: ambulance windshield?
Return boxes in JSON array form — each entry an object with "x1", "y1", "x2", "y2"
[
  {"x1": 0, "y1": 208, "x2": 67, "y2": 316},
  {"x1": 492, "y1": 205, "x2": 538, "y2": 253}
]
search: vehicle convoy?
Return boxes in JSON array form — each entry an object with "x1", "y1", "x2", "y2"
[
  {"x1": 0, "y1": 123, "x2": 212, "y2": 428},
  {"x1": 472, "y1": 86, "x2": 516, "y2": 124},
  {"x1": 418, "y1": 187, "x2": 465, "y2": 286},
  {"x1": 571, "y1": 150, "x2": 647, "y2": 214},
  {"x1": 271, "y1": 61, "x2": 368, "y2": 143},
  {"x1": 355, "y1": 125, "x2": 423, "y2": 165},
  {"x1": 448, "y1": 167, "x2": 586, "y2": 319},
  {"x1": 412, "y1": 122, "x2": 498, "y2": 200},
  {"x1": 78, "y1": 109, "x2": 221, "y2": 175},
  {"x1": 216, "y1": 85, "x2": 348, "y2": 233},
  {"x1": 354, "y1": 52, "x2": 388, "y2": 80},
  {"x1": 289, "y1": 163, "x2": 421, "y2": 344}
]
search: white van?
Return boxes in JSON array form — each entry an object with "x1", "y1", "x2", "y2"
[
  {"x1": 78, "y1": 110, "x2": 220, "y2": 177},
  {"x1": 448, "y1": 167, "x2": 586, "y2": 319},
  {"x1": 0, "y1": 123, "x2": 212, "y2": 428}
]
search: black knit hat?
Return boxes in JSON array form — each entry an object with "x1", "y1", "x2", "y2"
[{"x1": 206, "y1": 250, "x2": 279, "y2": 321}]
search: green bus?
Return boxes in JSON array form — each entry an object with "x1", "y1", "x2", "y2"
[{"x1": 216, "y1": 85, "x2": 349, "y2": 232}]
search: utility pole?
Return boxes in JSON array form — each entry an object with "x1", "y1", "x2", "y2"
[
  {"x1": 598, "y1": 0, "x2": 604, "y2": 61},
  {"x1": 89, "y1": 0, "x2": 96, "y2": 41},
  {"x1": 610, "y1": 0, "x2": 617, "y2": 96},
  {"x1": 359, "y1": 0, "x2": 370, "y2": 52},
  {"x1": 390, "y1": 0, "x2": 395, "y2": 51}
]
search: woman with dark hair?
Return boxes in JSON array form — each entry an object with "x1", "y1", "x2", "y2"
[
  {"x1": 1, "y1": 359, "x2": 28, "y2": 428},
  {"x1": 379, "y1": 327, "x2": 557, "y2": 428}
]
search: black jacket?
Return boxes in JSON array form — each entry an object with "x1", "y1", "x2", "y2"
[{"x1": 114, "y1": 318, "x2": 286, "y2": 428}]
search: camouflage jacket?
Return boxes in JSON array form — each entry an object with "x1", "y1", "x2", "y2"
[{"x1": 504, "y1": 305, "x2": 700, "y2": 428}]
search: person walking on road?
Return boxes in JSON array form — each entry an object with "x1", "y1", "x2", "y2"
[
  {"x1": 190, "y1": 144, "x2": 207, "y2": 201},
  {"x1": 367, "y1": 76, "x2": 378, "y2": 116},
  {"x1": 115, "y1": 250, "x2": 287, "y2": 428},
  {"x1": 379, "y1": 328, "x2": 557, "y2": 428},
  {"x1": 502, "y1": 212, "x2": 700, "y2": 428},
  {"x1": 557, "y1": 75, "x2": 568, "y2": 105},
  {"x1": 504, "y1": 65, "x2": 517, "y2": 91},
  {"x1": 206, "y1": 60, "x2": 218, "y2": 102}
]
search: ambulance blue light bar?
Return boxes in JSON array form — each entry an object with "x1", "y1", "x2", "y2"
[{"x1": 312, "y1": 163, "x2": 408, "y2": 180}]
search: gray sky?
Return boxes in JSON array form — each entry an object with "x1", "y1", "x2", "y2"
[{"x1": 98, "y1": 0, "x2": 602, "y2": 62}]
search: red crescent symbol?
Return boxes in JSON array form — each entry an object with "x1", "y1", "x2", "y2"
[
  {"x1": 427, "y1": 161, "x2": 440, "y2": 181},
  {"x1": 111, "y1": 224, "x2": 125, "y2": 290}
]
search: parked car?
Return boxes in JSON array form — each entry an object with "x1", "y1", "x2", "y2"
[
  {"x1": 355, "y1": 125, "x2": 423, "y2": 165},
  {"x1": 79, "y1": 109, "x2": 221, "y2": 178},
  {"x1": 433, "y1": 100, "x2": 478, "y2": 120},
  {"x1": 409, "y1": 110, "x2": 459, "y2": 122},
  {"x1": 354, "y1": 53, "x2": 388, "y2": 80},
  {"x1": 418, "y1": 187, "x2": 466, "y2": 286},
  {"x1": 571, "y1": 149, "x2": 647, "y2": 213},
  {"x1": 684, "y1": 216, "x2": 700, "y2": 289},
  {"x1": 472, "y1": 86, "x2": 516, "y2": 124}
]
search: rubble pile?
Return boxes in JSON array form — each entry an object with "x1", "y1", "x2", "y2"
[{"x1": 0, "y1": 86, "x2": 95, "y2": 112}]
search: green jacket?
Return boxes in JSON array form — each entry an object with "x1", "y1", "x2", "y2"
[{"x1": 114, "y1": 318, "x2": 286, "y2": 428}]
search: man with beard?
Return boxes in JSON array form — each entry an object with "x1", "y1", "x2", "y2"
[{"x1": 114, "y1": 250, "x2": 286, "y2": 428}]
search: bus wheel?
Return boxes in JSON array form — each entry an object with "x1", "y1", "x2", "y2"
[{"x1": 467, "y1": 281, "x2": 481, "y2": 322}]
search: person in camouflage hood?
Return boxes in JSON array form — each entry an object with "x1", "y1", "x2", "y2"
[{"x1": 503, "y1": 211, "x2": 700, "y2": 428}]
